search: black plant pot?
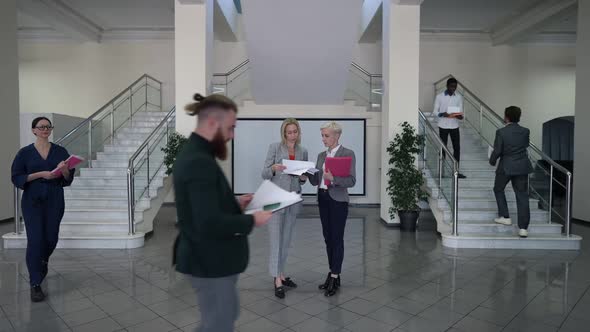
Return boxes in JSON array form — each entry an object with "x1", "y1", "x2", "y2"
[{"x1": 398, "y1": 211, "x2": 420, "y2": 232}]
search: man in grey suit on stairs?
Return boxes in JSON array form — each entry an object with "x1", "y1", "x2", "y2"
[{"x1": 489, "y1": 106, "x2": 534, "y2": 238}]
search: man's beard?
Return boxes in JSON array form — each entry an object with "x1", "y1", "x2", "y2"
[{"x1": 212, "y1": 129, "x2": 228, "y2": 160}]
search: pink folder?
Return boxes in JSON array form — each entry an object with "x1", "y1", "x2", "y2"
[
  {"x1": 51, "y1": 155, "x2": 84, "y2": 176},
  {"x1": 324, "y1": 156, "x2": 352, "y2": 186}
]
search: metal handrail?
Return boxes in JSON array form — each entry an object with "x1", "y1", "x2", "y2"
[
  {"x1": 213, "y1": 60, "x2": 250, "y2": 77},
  {"x1": 434, "y1": 74, "x2": 570, "y2": 175},
  {"x1": 351, "y1": 62, "x2": 383, "y2": 78},
  {"x1": 55, "y1": 74, "x2": 161, "y2": 145},
  {"x1": 419, "y1": 109, "x2": 460, "y2": 235},
  {"x1": 127, "y1": 106, "x2": 176, "y2": 235},
  {"x1": 434, "y1": 74, "x2": 573, "y2": 236}
]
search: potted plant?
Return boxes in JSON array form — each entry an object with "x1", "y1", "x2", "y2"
[
  {"x1": 386, "y1": 122, "x2": 428, "y2": 231},
  {"x1": 162, "y1": 132, "x2": 188, "y2": 175}
]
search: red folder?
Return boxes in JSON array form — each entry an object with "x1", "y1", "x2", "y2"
[
  {"x1": 324, "y1": 156, "x2": 352, "y2": 186},
  {"x1": 51, "y1": 155, "x2": 84, "y2": 176}
]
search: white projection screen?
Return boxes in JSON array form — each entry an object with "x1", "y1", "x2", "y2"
[{"x1": 232, "y1": 118, "x2": 366, "y2": 195}]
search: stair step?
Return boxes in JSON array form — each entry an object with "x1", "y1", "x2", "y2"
[
  {"x1": 64, "y1": 187, "x2": 158, "y2": 198},
  {"x1": 457, "y1": 223, "x2": 562, "y2": 234},
  {"x1": 65, "y1": 198, "x2": 150, "y2": 209},
  {"x1": 59, "y1": 221, "x2": 142, "y2": 234},
  {"x1": 2, "y1": 232, "x2": 145, "y2": 249},
  {"x1": 63, "y1": 209, "x2": 144, "y2": 222},
  {"x1": 71, "y1": 177, "x2": 163, "y2": 187},
  {"x1": 444, "y1": 209, "x2": 549, "y2": 222},
  {"x1": 442, "y1": 233, "x2": 581, "y2": 250},
  {"x1": 457, "y1": 199, "x2": 539, "y2": 210}
]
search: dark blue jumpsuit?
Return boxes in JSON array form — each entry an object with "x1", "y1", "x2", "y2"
[{"x1": 11, "y1": 143, "x2": 74, "y2": 287}]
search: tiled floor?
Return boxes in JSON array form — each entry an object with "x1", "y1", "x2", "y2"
[{"x1": 1, "y1": 205, "x2": 590, "y2": 332}]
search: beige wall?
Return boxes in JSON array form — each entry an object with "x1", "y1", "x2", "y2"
[{"x1": 18, "y1": 40, "x2": 175, "y2": 117}]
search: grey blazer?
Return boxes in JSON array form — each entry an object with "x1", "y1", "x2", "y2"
[
  {"x1": 262, "y1": 142, "x2": 309, "y2": 193},
  {"x1": 309, "y1": 146, "x2": 356, "y2": 203},
  {"x1": 489, "y1": 123, "x2": 534, "y2": 176}
]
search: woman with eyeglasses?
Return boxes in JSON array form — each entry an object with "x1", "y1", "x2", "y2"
[{"x1": 11, "y1": 117, "x2": 75, "y2": 302}]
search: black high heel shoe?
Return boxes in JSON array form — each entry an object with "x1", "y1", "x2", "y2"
[
  {"x1": 282, "y1": 277, "x2": 298, "y2": 288},
  {"x1": 274, "y1": 279, "x2": 285, "y2": 299},
  {"x1": 319, "y1": 273, "x2": 331, "y2": 290},
  {"x1": 324, "y1": 276, "x2": 340, "y2": 297}
]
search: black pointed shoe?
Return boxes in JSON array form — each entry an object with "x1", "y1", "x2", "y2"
[
  {"x1": 274, "y1": 285, "x2": 286, "y2": 299},
  {"x1": 30, "y1": 285, "x2": 45, "y2": 302},
  {"x1": 282, "y1": 277, "x2": 298, "y2": 288},
  {"x1": 318, "y1": 273, "x2": 331, "y2": 290},
  {"x1": 324, "y1": 276, "x2": 339, "y2": 297}
]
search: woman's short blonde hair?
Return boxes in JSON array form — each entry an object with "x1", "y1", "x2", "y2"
[
  {"x1": 281, "y1": 118, "x2": 302, "y2": 146},
  {"x1": 320, "y1": 121, "x2": 342, "y2": 135}
]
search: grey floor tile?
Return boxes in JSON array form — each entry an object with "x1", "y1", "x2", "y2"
[
  {"x1": 291, "y1": 297, "x2": 334, "y2": 316},
  {"x1": 238, "y1": 317, "x2": 285, "y2": 332},
  {"x1": 467, "y1": 306, "x2": 517, "y2": 326},
  {"x1": 418, "y1": 305, "x2": 465, "y2": 327},
  {"x1": 291, "y1": 317, "x2": 341, "y2": 332},
  {"x1": 96, "y1": 297, "x2": 146, "y2": 316},
  {"x1": 399, "y1": 316, "x2": 448, "y2": 332},
  {"x1": 265, "y1": 307, "x2": 311, "y2": 328},
  {"x1": 345, "y1": 317, "x2": 395, "y2": 332},
  {"x1": 235, "y1": 308, "x2": 261, "y2": 327},
  {"x1": 59, "y1": 306, "x2": 107, "y2": 327},
  {"x1": 111, "y1": 307, "x2": 159, "y2": 328},
  {"x1": 367, "y1": 306, "x2": 413, "y2": 328},
  {"x1": 126, "y1": 317, "x2": 177, "y2": 332},
  {"x1": 316, "y1": 307, "x2": 363, "y2": 327},
  {"x1": 71, "y1": 317, "x2": 121, "y2": 332},
  {"x1": 339, "y1": 298, "x2": 382, "y2": 316},
  {"x1": 49, "y1": 298, "x2": 97, "y2": 315},
  {"x1": 387, "y1": 297, "x2": 432, "y2": 315},
  {"x1": 452, "y1": 316, "x2": 503, "y2": 332},
  {"x1": 147, "y1": 298, "x2": 191, "y2": 316},
  {"x1": 560, "y1": 316, "x2": 590, "y2": 332},
  {"x1": 162, "y1": 306, "x2": 200, "y2": 328},
  {"x1": 244, "y1": 298, "x2": 286, "y2": 316},
  {"x1": 503, "y1": 316, "x2": 559, "y2": 332}
]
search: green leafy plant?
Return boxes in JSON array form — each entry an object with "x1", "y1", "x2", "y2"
[
  {"x1": 162, "y1": 132, "x2": 188, "y2": 175},
  {"x1": 386, "y1": 122, "x2": 428, "y2": 218}
]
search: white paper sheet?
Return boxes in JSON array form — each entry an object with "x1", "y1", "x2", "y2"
[
  {"x1": 447, "y1": 106, "x2": 462, "y2": 114},
  {"x1": 281, "y1": 159, "x2": 316, "y2": 176},
  {"x1": 244, "y1": 180, "x2": 303, "y2": 214}
]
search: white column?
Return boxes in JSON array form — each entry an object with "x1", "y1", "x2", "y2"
[
  {"x1": 0, "y1": 0, "x2": 20, "y2": 220},
  {"x1": 175, "y1": 0, "x2": 213, "y2": 136},
  {"x1": 380, "y1": 0, "x2": 423, "y2": 224},
  {"x1": 573, "y1": 0, "x2": 590, "y2": 222}
]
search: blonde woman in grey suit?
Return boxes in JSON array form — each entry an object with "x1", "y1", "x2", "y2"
[{"x1": 262, "y1": 118, "x2": 308, "y2": 299}]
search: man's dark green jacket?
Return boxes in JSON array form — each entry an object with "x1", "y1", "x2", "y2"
[{"x1": 173, "y1": 133, "x2": 254, "y2": 278}]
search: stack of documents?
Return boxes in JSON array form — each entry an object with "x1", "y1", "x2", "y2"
[
  {"x1": 245, "y1": 180, "x2": 303, "y2": 214},
  {"x1": 281, "y1": 159, "x2": 318, "y2": 176}
]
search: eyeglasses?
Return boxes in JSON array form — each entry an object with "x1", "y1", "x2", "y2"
[{"x1": 35, "y1": 126, "x2": 54, "y2": 131}]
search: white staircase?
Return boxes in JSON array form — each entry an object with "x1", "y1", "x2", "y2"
[
  {"x1": 4, "y1": 111, "x2": 172, "y2": 249},
  {"x1": 423, "y1": 115, "x2": 581, "y2": 249}
]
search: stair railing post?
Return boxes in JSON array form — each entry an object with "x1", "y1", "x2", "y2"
[
  {"x1": 146, "y1": 145, "x2": 150, "y2": 198},
  {"x1": 565, "y1": 172, "x2": 572, "y2": 237},
  {"x1": 110, "y1": 104, "x2": 115, "y2": 145},
  {"x1": 14, "y1": 187, "x2": 20, "y2": 235},
  {"x1": 88, "y1": 121, "x2": 93, "y2": 168},
  {"x1": 479, "y1": 104, "x2": 483, "y2": 134},
  {"x1": 548, "y1": 165, "x2": 554, "y2": 224},
  {"x1": 453, "y1": 170, "x2": 459, "y2": 236},
  {"x1": 438, "y1": 147, "x2": 443, "y2": 192},
  {"x1": 127, "y1": 168, "x2": 135, "y2": 235},
  {"x1": 129, "y1": 87, "x2": 133, "y2": 127}
]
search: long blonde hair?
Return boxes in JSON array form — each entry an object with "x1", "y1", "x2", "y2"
[{"x1": 280, "y1": 118, "x2": 302, "y2": 146}]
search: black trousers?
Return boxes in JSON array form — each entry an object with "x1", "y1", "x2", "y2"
[
  {"x1": 439, "y1": 128, "x2": 461, "y2": 163},
  {"x1": 318, "y1": 190, "x2": 348, "y2": 274},
  {"x1": 494, "y1": 171, "x2": 530, "y2": 230}
]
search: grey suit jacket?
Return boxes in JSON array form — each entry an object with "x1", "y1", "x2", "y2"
[
  {"x1": 309, "y1": 146, "x2": 356, "y2": 202},
  {"x1": 262, "y1": 142, "x2": 309, "y2": 193},
  {"x1": 489, "y1": 123, "x2": 534, "y2": 176}
]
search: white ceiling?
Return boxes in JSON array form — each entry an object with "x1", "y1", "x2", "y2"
[{"x1": 16, "y1": 0, "x2": 578, "y2": 41}]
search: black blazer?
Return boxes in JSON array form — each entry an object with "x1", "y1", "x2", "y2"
[{"x1": 173, "y1": 133, "x2": 254, "y2": 278}]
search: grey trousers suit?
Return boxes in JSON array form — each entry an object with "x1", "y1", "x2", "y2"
[
  {"x1": 489, "y1": 123, "x2": 534, "y2": 230},
  {"x1": 262, "y1": 142, "x2": 308, "y2": 277}
]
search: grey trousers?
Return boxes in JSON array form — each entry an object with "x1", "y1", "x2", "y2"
[
  {"x1": 494, "y1": 171, "x2": 530, "y2": 230},
  {"x1": 268, "y1": 204, "x2": 299, "y2": 277},
  {"x1": 190, "y1": 274, "x2": 239, "y2": 332}
]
